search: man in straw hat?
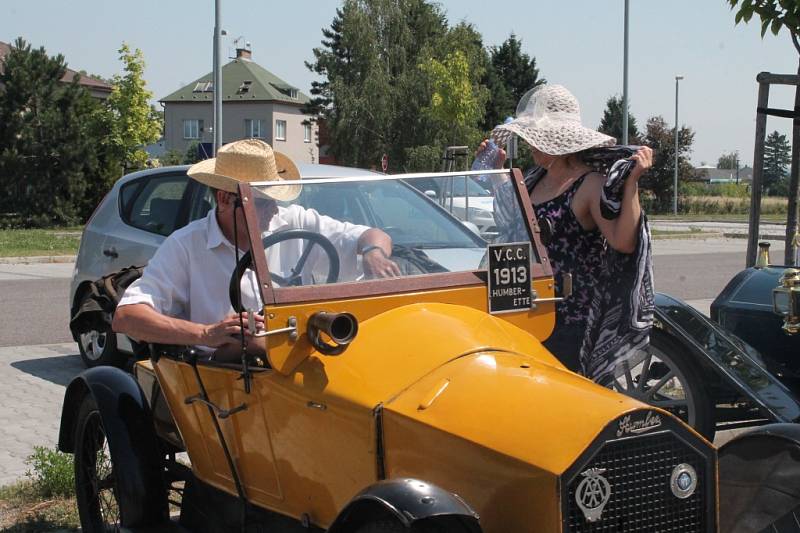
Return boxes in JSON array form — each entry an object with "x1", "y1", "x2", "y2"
[{"x1": 113, "y1": 139, "x2": 399, "y2": 355}]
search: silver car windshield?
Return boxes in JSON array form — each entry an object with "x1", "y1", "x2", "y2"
[{"x1": 250, "y1": 171, "x2": 533, "y2": 287}]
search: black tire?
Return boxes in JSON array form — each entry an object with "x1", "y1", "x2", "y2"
[
  {"x1": 73, "y1": 394, "x2": 166, "y2": 531},
  {"x1": 355, "y1": 519, "x2": 460, "y2": 533},
  {"x1": 613, "y1": 328, "x2": 716, "y2": 441},
  {"x1": 77, "y1": 328, "x2": 127, "y2": 368}
]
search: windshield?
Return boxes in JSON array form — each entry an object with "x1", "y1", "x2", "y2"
[{"x1": 249, "y1": 171, "x2": 534, "y2": 287}]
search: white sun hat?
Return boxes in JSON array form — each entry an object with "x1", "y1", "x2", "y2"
[
  {"x1": 492, "y1": 84, "x2": 615, "y2": 156},
  {"x1": 187, "y1": 139, "x2": 301, "y2": 201}
]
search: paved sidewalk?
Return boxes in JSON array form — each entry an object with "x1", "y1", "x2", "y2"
[{"x1": 0, "y1": 342, "x2": 82, "y2": 486}]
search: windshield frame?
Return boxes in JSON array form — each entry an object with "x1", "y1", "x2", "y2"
[{"x1": 238, "y1": 168, "x2": 551, "y2": 306}]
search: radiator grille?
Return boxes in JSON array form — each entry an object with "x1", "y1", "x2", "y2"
[{"x1": 565, "y1": 432, "x2": 709, "y2": 532}]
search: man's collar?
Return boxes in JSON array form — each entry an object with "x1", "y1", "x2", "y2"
[{"x1": 206, "y1": 209, "x2": 231, "y2": 250}]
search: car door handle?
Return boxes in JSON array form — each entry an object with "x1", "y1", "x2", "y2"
[{"x1": 103, "y1": 247, "x2": 118, "y2": 258}]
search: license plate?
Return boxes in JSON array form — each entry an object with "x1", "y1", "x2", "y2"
[{"x1": 487, "y1": 242, "x2": 533, "y2": 314}]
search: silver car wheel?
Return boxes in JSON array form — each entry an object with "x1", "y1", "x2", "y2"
[
  {"x1": 613, "y1": 343, "x2": 698, "y2": 428},
  {"x1": 79, "y1": 331, "x2": 107, "y2": 361}
]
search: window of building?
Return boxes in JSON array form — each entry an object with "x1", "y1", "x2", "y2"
[
  {"x1": 237, "y1": 80, "x2": 253, "y2": 95},
  {"x1": 245, "y1": 119, "x2": 264, "y2": 139},
  {"x1": 289, "y1": 89, "x2": 299, "y2": 99},
  {"x1": 304, "y1": 123, "x2": 312, "y2": 143},
  {"x1": 183, "y1": 119, "x2": 201, "y2": 139},
  {"x1": 192, "y1": 81, "x2": 213, "y2": 93},
  {"x1": 275, "y1": 120, "x2": 287, "y2": 141}
]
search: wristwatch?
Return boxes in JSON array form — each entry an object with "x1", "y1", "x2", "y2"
[{"x1": 360, "y1": 245, "x2": 386, "y2": 257}]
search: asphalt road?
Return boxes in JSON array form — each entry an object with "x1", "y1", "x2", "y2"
[{"x1": 0, "y1": 264, "x2": 73, "y2": 347}]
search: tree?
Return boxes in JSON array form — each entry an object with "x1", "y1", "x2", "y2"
[
  {"x1": 105, "y1": 43, "x2": 162, "y2": 174},
  {"x1": 598, "y1": 95, "x2": 640, "y2": 144},
  {"x1": 728, "y1": 0, "x2": 800, "y2": 262},
  {"x1": 0, "y1": 38, "x2": 108, "y2": 227},
  {"x1": 305, "y1": 0, "x2": 448, "y2": 169},
  {"x1": 483, "y1": 33, "x2": 545, "y2": 130},
  {"x1": 419, "y1": 50, "x2": 486, "y2": 148},
  {"x1": 763, "y1": 130, "x2": 791, "y2": 195},
  {"x1": 640, "y1": 116, "x2": 696, "y2": 212},
  {"x1": 717, "y1": 151, "x2": 738, "y2": 169}
]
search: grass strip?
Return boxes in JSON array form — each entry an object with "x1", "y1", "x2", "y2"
[{"x1": 0, "y1": 228, "x2": 82, "y2": 257}]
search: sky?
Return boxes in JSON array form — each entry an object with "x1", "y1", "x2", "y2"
[{"x1": 3, "y1": 0, "x2": 799, "y2": 166}]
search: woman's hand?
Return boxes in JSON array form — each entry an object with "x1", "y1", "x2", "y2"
[
  {"x1": 628, "y1": 146, "x2": 653, "y2": 182},
  {"x1": 476, "y1": 139, "x2": 507, "y2": 169}
]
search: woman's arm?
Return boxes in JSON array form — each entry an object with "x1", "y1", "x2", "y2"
[{"x1": 584, "y1": 147, "x2": 653, "y2": 254}]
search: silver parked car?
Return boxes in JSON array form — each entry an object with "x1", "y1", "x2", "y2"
[{"x1": 69, "y1": 164, "x2": 488, "y2": 367}]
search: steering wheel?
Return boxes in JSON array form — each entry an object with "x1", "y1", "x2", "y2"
[{"x1": 229, "y1": 229, "x2": 340, "y2": 313}]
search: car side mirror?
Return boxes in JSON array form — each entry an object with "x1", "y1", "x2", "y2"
[{"x1": 424, "y1": 190, "x2": 437, "y2": 199}]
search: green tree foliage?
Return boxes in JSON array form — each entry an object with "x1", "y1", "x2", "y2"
[
  {"x1": 419, "y1": 49, "x2": 487, "y2": 147},
  {"x1": 764, "y1": 130, "x2": 791, "y2": 195},
  {"x1": 483, "y1": 33, "x2": 545, "y2": 130},
  {"x1": 306, "y1": 1, "x2": 500, "y2": 171},
  {"x1": 717, "y1": 151, "x2": 738, "y2": 169},
  {"x1": 305, "y1": 0, "x2": 448, "y2": 170},
  {"x1": 640, "y1": 116, "x2": 696, "y2": 212},
  {"x1": 598, "y1": 95, "x2": 640, "y2": 143},
  {"x1": 0, "y1": 38, "x2": 108, "y2": 227},
  {"x1": 105, "y1": 43, "x2": 162, "y2": 173}
]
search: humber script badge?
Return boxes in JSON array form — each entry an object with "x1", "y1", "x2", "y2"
[
  {"x1": 616, "y1": 411, "x2": 662, "y2": 437},
  {"x1": 576, "y1": 468, "x2": 612, "y2": 522}
]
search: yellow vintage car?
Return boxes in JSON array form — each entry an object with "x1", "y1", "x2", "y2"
[{"x1": 56, "y1": 168, "x2": 794, "y2": 533}]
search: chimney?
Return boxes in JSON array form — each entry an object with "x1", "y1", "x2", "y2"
[{"x1": 236, "y1": 45, "x2": 252, "y2": 60}]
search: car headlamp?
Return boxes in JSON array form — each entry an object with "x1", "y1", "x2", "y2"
[{"x1": 773, "y1": 268, "x2": 800, "y2": 335}]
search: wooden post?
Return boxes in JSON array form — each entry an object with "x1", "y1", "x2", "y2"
[
  {"x1": 747, "y1": 75, "x2": 770, "y2": 267},
  {"x1": 786, "y1": 60, "x2": 800, "y2": 265}
]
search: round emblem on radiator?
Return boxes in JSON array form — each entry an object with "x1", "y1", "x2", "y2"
[
  {"x1": 670, "y1": 463, "x2": 698, "y2": 499},
  {"x1": 576, "y1": 468, "x2": 612, "y2": 522}
]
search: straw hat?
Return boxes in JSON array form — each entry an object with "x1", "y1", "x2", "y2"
[
  {"x1": 187, "y1": 139, "x2": 301, "y2": 201},
  {"x1": 492, "y1": 84, "x2": 615, "y2": 156}
]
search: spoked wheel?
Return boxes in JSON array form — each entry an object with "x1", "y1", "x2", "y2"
[
  {"x1": 612, "y1": 328, "x2": 715, "y2": 441},
  {"x1": 75, "y1": 396, "x2": 122, "y2": 532}
]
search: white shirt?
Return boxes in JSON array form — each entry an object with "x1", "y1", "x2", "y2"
[{"x1": 118, "y1": 206, "x2": 369, "y2": 328}]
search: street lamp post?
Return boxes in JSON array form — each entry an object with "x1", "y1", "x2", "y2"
[
  {"x1": 622, "y1": 0, "x2": 630, "y2": 145},
  {"x1": 673, "y1": 75, "x2": 684, "y2": 215},
  {"x1": 212, "y1": 0, "x2": 223, "y2": 155}
]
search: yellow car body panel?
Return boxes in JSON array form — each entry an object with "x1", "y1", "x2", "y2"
[
  {"x1": 382, "y1": 351, "x2": 649, "y2": 533},
  {"x1": 153, "y1": 296, "x2": 675, "y2": 531},
  {"x1": 263, "y1": 278, "x2": 557, "y2": 375}
]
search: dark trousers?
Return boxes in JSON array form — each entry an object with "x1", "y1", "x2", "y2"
[{"x1": 542, "y1": 323, "x2": 585, "y2": 374}]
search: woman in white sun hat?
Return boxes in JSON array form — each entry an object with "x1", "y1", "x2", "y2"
[{"x1": 480, "y1": 84, "x2": 653, "y2": 378}]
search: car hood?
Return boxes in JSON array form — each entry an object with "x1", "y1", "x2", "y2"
[
  {"x1": 302, "y1": 303, "x2": 559, "y2": 408},
  {"x1": 382, "y1": 349, "x2": 648, "y2": 476}
]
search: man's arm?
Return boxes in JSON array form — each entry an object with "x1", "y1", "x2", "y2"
[{"x1": 113, "y1": 303, "x2": 262, "y2": 348}]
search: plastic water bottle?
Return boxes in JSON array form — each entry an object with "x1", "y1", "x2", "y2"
[
  {"x1": 471, "y1": 139, "x2": 500, "y2": 188},
  {"x1": 471, "y1": 117, "x2": 512, "y2": 188}
]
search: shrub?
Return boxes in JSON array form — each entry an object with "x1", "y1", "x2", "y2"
[{"x1": 24, "y1": 446, "x2": 74, "y2": 498}]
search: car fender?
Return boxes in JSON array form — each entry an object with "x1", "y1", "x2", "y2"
[
  {"x1": 655, "y1": 293, "x2": 800, "y2": 423},
  {"x1": 719, "y1": 423, "x2": 800, "y2": 533},
  {"x1": 57, "y1": 366, "x2": 166, "y2": 522},
  {"x1": 326, "y1": 478, "x2": 482, "y2": 533}
]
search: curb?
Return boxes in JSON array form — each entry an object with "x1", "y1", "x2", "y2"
[
  {"x1": 651, "y1": 231, "x2": 725, "y2": 240},
  {"x1": 0, "y1": 255, "x2": 76, "y2": 265},
  {"x1": 722, "y1": 233, "x2": 786, "y2": 241}
]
